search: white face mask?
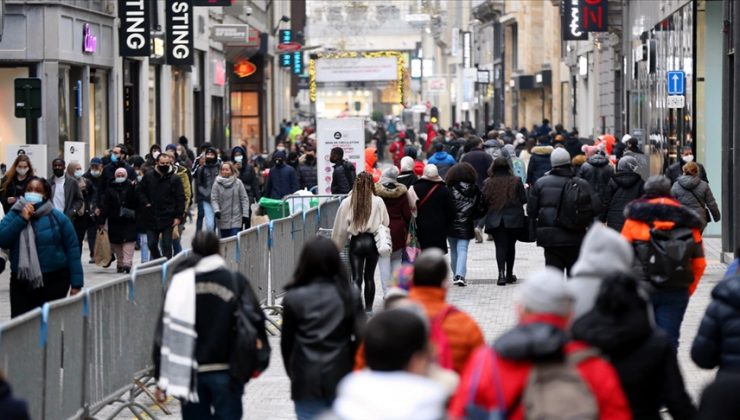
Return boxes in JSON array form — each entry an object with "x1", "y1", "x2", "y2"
[
  {"x1": 16, "y1": 167, "x2": 29, "y2": 176},
  {"x1": 74, "y1": 169, "x2": 83, "y2": 178},
  {"x1": 114, "y1": 177, "x2": 126, "y2": 183},
  {"x1": 153, "y1": 151, "x2": 161, "y2": 159},
  {"x1": 682, "y1": 154, "x2": 694, "y2": 163}
]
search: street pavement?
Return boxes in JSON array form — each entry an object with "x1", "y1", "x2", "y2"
[{"x1": 91, "y1": 232, "x2": 725, "y2": 419}]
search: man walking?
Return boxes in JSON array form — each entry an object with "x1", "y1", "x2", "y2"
[
  {"x1": 50, "y1": 158, "x2": 84, "y2": 221},
  {"x1": 330, "y1": 147, "x2": 356, "y2": 194},
  {"x1": 137, "y1": 154, "x2": 185, "y2": 259},
  {"x1": 194, "y1": 147, "x2": 220, "y2": 232}
]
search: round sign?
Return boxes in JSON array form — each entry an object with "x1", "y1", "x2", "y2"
[
  {"x1": 277, "y1": 42, "x2": 302, "y2": 52},
  {"x1": 333, "y1": 131, "x2": 342, "y2": 140}
]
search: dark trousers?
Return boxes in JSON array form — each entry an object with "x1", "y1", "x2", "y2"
[
  {"x1": 544, "y1": 246, "x2": 580, "y2": 275},
  {"x1": 650, "y1": 288, "x2": 690, "y2": 350},
  {"x1": 491, "y1": 227, "x2": 518, "y2": 274},
  {"x1": 147, "y1": 227, "x2": 174, "y2": 260},
  {"x1": 349, "y1": 233, "x2": 379, "y2": 311},
  {"x1": 73, "y1": 217, "x2": 88, "y2": 254},
  {"x1": 10, "y1": 270, "x2": 71, "y2": 318},
  {"x1": 86, "y1": 222, "x2": 98, "y2": 258},
  {"x1": 181, "y1": 371, "x2": 243, "y2": 420}
]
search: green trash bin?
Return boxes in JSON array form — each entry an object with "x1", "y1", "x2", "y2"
[{"x1": 259, "y1": 197, "x2": 290, "y2": 220}]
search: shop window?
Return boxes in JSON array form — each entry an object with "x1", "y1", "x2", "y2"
[
  {"x1": 230, "y1": 91, "x2": 260, "y2": 148},
  {"x1": 90, "y1": 70, "x2": 109, "y2": 158}
]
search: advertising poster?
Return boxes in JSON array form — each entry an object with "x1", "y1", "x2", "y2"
[
  {"x1": 64, "y1": 141, "x2": 86, "y2": 172},
  {"x1": 316, "y1": 118, "x2": 364, "y2": 195},
  {"x1": 6, "y1": 144, "x2": 48, "y2": 178}
]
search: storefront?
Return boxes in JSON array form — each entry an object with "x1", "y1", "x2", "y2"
[{"x1": 230, "y1": 54, "x2": 266, "y2": 152}]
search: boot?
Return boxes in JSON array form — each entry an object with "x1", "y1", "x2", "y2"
[
  {"x1": 506, "y1": 272, "x2": 517, "y2": 284},
  {"x1": 497, "y1": 271, "x2": 507, "y2": 286}
]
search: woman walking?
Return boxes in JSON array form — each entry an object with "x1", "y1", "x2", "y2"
[
  {"x1": 68, "y1": 161, "x2": 96, "y2": 254},
  {"x1": 601, "y1": 156, "x2": 644, "y2": 232},
  {"x1": 100, "y1": 168, "x2": 138, "y2": 273},
  {"x1": 332, "y1": 172, "x2": 390, "y2": 314},
  {"x1": 672, "y1": 161, "x2": 720, "y2": 231},
  {"x1": 374, "y1": 166, "x2": 412, "y2": 295},
  {"x1": 483, "y1": 157, "x2": 527, "y2": 285},
  {"x1": 282, "y1": 237, "x2": 365, "y2": 420},
  {"x1": 446, "y1": 163, "x2": 486, "y2": 287},
  {"x1": 210, "y1": 162, "x2": 250, "y2": 238},
  {"x1": 0, "y1": 177, "x2": 83, "y2": 317},
  {"x1": 0, "y1": 155, "x2": 34, "y2": 214},
  {"x1": 410, "y1": 164, "x2": 455, "y2": 253}
]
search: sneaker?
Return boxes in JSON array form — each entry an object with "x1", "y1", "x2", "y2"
[
  {"x1": 474, "y1": 227, "x2": 483, "y2": 243},
  {"x1": 453, "y1": 276, "x2": 467, "y2": 287}
]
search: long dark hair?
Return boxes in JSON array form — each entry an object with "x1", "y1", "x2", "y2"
[
  {"x1": 445, "y1": 162, "x2": 477, "y2": 187},
  {"x1": 482, "y1": 157, "x2": 518, "y2": 210},
  {"x1": 288, "y1": 236, "x2": 350, "y2": 292}
]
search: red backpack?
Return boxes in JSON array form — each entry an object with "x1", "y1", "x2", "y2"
[{"x1": 430, "y1": 305, "x2": 457, "y2": 370}]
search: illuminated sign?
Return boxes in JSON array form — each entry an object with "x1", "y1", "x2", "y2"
[
  {"x1": 234, "y1": 60, "x2": 257, "y2": 78},
  {"x1": 293, "y1": 51, "x2": 303, "y2": 75},
  {"x1": 83, "y1": 23, "x2": 97, "y2": 54},
  {"x1": 579, "y1": 0, "x2": 608, "y2": 32}
]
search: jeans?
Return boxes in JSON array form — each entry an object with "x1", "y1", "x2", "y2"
[
  {"x1": 181, "y1": 371, "x2": 243, "y2": 420},
  {"x1": 294, "y1": 399, "x2": 333, "y2": 420},
  {"x1": 147, "y1": 227, "x2": 174, "y2": 260},
  {"x1": 378, "y1": 249, "x2": 403, "y2": 295},
  {"x1": 447, "y1": 237, "x2": 471, "y2": 278},
  {"x1": 220, "y1": 228, "x2": 241, "y2": 238},
  {"x1": 196, "y1": 201, "x2": 204, "y2": 232},
  {"x1": 650, "y1": 288, "x2": 690, "y2": 350},
  {"x1": 201, "y1": 201, "x2": 216, "y2": 232},
  {"x1": 169, "y1": 226, "x2": 184, "y2": 255},
  {"x1": 490, "y1": 228, "x2": 517, "y2": 274},
  {"x1": 138, "y1": 233, "x2": 150, "y2": 263}
]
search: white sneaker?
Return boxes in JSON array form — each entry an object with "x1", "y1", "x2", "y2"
[{"x1": 474, "y1": 227, "x2": 483, "y2": 243}]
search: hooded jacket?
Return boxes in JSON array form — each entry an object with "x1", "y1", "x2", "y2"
[
  {"x1": 364, "y1": 148, "x2": 381, "y2": 183},
  {"x1": 621, "y1": 197, "x2": 706, "y2": 294},
  {"x1": 427, "y1": 151, "x2": 456, "y2": 179},
  {"x1": 448, "y1": 182, "x2": 486, "y2": 239},
  {"x1": 264, "y1": 162, "x2": 300, "y2": 199},
  {"x1": 622, "y1": 149, "x2": 650, "y2": 180},
  {"x1": 211, "y1": 176, "x2": 250, "y2": 230},
  {"x1": 577, "y1": 154, "x2": 614, "y2": 202},
  {"x1": 461, "y1": 148, "x2": 494, "y2": 188},
  {"x1": 195, "y1": 161, "x2": 219, "y2": 202},
  {"x1": 526, "y1": 145, "x2": 553, "y2": 186},
  {"x1": 448, "y1": 316, "x2": 630, "y2": 420},
  {"x1": 374, "y1": 182, "x2": 412, "y2": 252},
  {"x1": 601, "y1": 172, "x2": 644, "y2": 232},
  {"x1": 692, "y1": 273, "x2": 740, "y2": 373},
  {"x1": 672, "y1": 175, "x2": 721, "y2": 227},
  {"x1": 100, "y1": 179, "x2": 138, "y2": 244}
]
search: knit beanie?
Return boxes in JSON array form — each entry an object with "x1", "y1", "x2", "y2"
[
  {"x1": 617, "y1": 156, "x2": 638, "y2": 173},
  {"x1": 550, "y1": 148, "x2": 571, "y2": 167},
  {"x1": 517, "y1": 268, "x2": 573, "y2": 316},
  {"x1": 400, "y1": 156, "x2": 415, "y2": 172},
  {"x1": 380, "y1": 166, "x2": 399, "y2": 184},
  {"x1": 644, "y1": 175, "x2": 672, "y2": 197}
]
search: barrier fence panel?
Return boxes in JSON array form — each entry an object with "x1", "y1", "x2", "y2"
[
  {"x1": 241, "y1": 227, "x2": 269, "y2": 304},
  {"x1": 291, "y1": 213, "x2": 305, "y2": 283},
  {"x1": 220, "y1": 236, "x2": 240, "y2": 272},
  {"x1": 303, "y1": 207, "x2": 320, "y2": 246},
  {"x1": 126, "y1": 266, "x2": 166, "y2": 377},
  {"x1": 319, "y1": 199, "x2": 341, "y2": 230},
  {"x1": 0, "y1": 310, "x2": 44, "y2": 420},
  {"x1": 269, "y1": 217, "x2": 294, "y2": 302}
]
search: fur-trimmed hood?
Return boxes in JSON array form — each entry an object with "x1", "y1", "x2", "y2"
[
  {"x1": 624, "y1": 198, "x2": 703, "y2": 229},
  {"x1": 374, "y1": 181, "x2": 408, "y2": 199},
  {"x1": 532, "y1": 145, "x2": 554, "y2": 156}
]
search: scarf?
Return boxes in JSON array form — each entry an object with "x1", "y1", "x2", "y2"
[
  {"x1": 215, "y1": 175, "x2": 236, "y2": 188},
  {"x1": 10, "y1": 198, "x2": 54, "y2": 289},
  {"x1": 157, "y1": 254, "x2": 227, "y2": 402}
]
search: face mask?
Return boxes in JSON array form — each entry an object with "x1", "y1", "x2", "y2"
[
  {"x1": 91, "y1": 170, "x2": 102, "y2": 178},
  {"x1": 16, "y1": 167, "x2": 28, "y2": 176},
  {"x1": 110, "y1": 154, "x2": 119, "y2": 163},
  {"x1": 276, "y1": 146, "x2": 285, "y2": 152},
  {"x1": 152, "y1": 151, "x2": 161, "y2": 159},
  {"x1": 24, "y1": 192, "x2": 43, "y2": 204},
  {"x1": 234, "y1": 155, "x2": 244, "y2": 163},
  {"x1": 74, "y1": 169, "x2": 83, "y2": 178},
  {"x1": 136, "y1": 175, "x2": 143, "y2": 182},
  {"x1": 114, "y1": 177, "x2": 126, "y2": 183},
  {"x1": 682, "y1": 154, "x2": 694, "y2": 163},
  {"x1": 53, "y1": 169, "x2": 64, "y2": 178},
  {"x1": 157, "y1": 165, "x2": 170, "y2": 173},
  {"x1": 206, "y1": 158, "x2": 216, "y2": 164}
]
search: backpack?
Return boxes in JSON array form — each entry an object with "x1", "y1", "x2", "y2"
[
  {"x1": 522, "y1": 349, "x2": 599, "y2": 420},
  {"x1": 644, "y1": 227, "x2": 696, "y2": 288},
  {"x1": 229, "y1": 272, "x2": 271, "y2": 386},
  {"x1": 430, "y1": 305, "x2": 457, "y2": 370},
  {"x1": 555, "y1": 177, "x2": 595, "y2": 230}
]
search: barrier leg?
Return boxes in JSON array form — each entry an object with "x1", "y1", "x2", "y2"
[{"x1": 134, "y1": 379, "x2": 171, "y2": 415}]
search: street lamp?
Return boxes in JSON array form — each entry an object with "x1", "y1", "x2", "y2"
[{"x1": 272, "y1": 15, "x2": 290, "y2": 36}]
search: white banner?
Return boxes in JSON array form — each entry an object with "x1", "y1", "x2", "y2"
[
  {"x1": 6, "y1": 144, "x2": 48, "y2": 178},
  {"x1": 316, "y1": 118, "x2": 364, "y2": 195},
  {"x1": 315, "y1": 57, "x2": 397, "y2": 82},
  {"x1": 427, "y1": 77, "x2": 447, "y2": 93},
  {"x1": 64, "y1": 141, "x2": 87, "y2": 172}
]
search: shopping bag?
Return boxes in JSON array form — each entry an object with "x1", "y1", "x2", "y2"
[
  {"x1": 403, "y1": 219, "x2": 422, "y2": 263},
  {"x1": 94, "y1": 228, "x2": 113, "y2": 267}
]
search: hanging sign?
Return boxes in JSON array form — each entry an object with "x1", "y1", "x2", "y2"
[
  {"x1": 194, "y1": 0, "x2": 231, "y2": 5},
  {"x1": 234, "y1": 60, "x2": 257, "y2": 78},
  {"x1": 118, "y1": 0, "x2": 151, "y2": 56},
  {"x1": 82, "y1": 23, "x2": 97, "y2": 54},
  {"x1": 165, "y1": 0, "x2": 194, "y2": 66},
  {"x1": 562, "y1": 0, "x2": 588, "y2": 41},
  {"x1": 579, "y1": 0, "x2": 608, "y2": 32}
]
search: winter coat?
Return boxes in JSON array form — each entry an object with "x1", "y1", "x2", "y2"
[
  {"x1": 578, "y1": 154, "x2": 614, "y2": 203},
  {"x1": 331, "y1": 194, "x2": 389, "y2": 249},
  {"x1": 409, "y1": 287, "x2": 484, "y2": 374},
  {"x1": 601, "y1": 172, "x2": 644, "y2": 232},
  {"x1": 195, "y1": 162, "x2": 219, "y2": 202},
  {"x1": 374, "y1": 182, "x2": 412, "y2": 252},
  {"x1": 331, "y1": 160, "x2": 356, "y2": 195},
  {"x1": 281, "y1": 279, "x2": 365, "y2": 401},
  {"x1": 448, "y1": 182, "x2": 486, "y2": 239},
  {"x1": 297, "y1": 159, "x2": 318, "y2": 190},
  {"x1": 461, "y1": 149, "x2": 494, "y2": 188},
  {"x1": 696, "y1": 373, "x2": 740, "y2": 420},
  {"x1": 51, "y1": 174, "x2": 85, "y2": 220},
  {"x1": 397, "y1": 170, "x2": 418, "y2": 188},
  {"x1": 526, "y1": 146, "x2": 553, "y2": 186},
  {"x1": 83, "y1": 170, "x2": 106, "y2": 209},
  {"x1": 100, "y1": 180, "x2": 138, "y2": 244},
  {"x1": 692, "y1": 274, "x2": 740, "y2": 373},
  {"x1": 0, "y1": 205, "x2": 84, "y2": 288},
  {"x1": 0, "y1": 176, "x2": 31, "y2": 214},
  {"x1": 483, "y1": 177, "x2": 527, "y2": 231},
  {"x1": 389, "y1": 140, "x2": 406, "y2": 168},
  {"x1": 410, "y1": 179, "x2": 456, "y2": 253},
  {"x1": 0, "y1": 379, "x2": 30, "y2": 420},
  {"x1": 77, "y1": 176, "x2": 97, "y2": 224},
  {"x1": 427, "y1": 151, "x2": 456, "y2": 179},
  {"x1": 137, "y1": 167, "x2": 186, "y2": 231},
  {"x1": 572, "y1": 297, "x2": 695, "y2": 420},
  {"x1": 103, "y1": 161, "x2": 137, "y2": 185},
  {"x1": 527, "y1": 166, "x2": 600, "y2": 248},
  {"x1": 448, "y1": 316, "x2": 630, "y2": 420},
  {"x1": 672, "y1": 175, "x2": 721, "y2": 227},
  {"x1": 264, "y1": 162, "x2": 300, "y2": 199},
  {"x1": 174, "y1": 164, "x2": 192, "y2": 212},
  {"x1": 621, "y1": 198, "x2": 706, "y2": 294},
  {"x1": 666, "y1": 161, "x2": 708, "y2": 184},
  {"x1": 237, "y1": 164, "x2": 261, "y2": 203},
  {"x1": 210, "y1": 176, "x2": 250, "y2": 230}
]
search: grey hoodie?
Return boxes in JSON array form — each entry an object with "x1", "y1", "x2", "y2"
[{"x1": 568, "y1": 223, "x2": 634, "y2": 320}]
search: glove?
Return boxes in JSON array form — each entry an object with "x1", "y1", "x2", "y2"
[
  {"x1": 242, "y1": 217, "x2": 249, "y2": 229},
  {"x1": 215, "y1": 211, "x2": 221, "y2": 219}
]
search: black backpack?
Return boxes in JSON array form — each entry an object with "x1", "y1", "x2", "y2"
[
  {"x1": 555, "y1": 177, "x2": 595, "y2": 230},
  {"x1": 229, "y1": 272, "x2": 271, "y2": 386},
  {"x1": 644, "y1": 227, "x2": 696, "y2": 288}
]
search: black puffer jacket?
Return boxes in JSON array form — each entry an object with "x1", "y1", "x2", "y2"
[
  {"x1": 601, "y1": 172, "x2": 644, "y2": 232},
  {"x1": 412, "y1": 179, "x2": 456, "y2": 252},
  {"x1": 525, "y1": 146, "x2": 553, "y2": 186},
  {"x1": 578, "y1": 154, "x2": 614, "y2": 203},
  {"x1": 692, "y1": 274, "x2": 740, "y2": 373},
  {"x1": 137, "y1": 167, "x2": 185, "y2": 231},
  {"x1": 527, "y1": 166, "x2": 599, "y2": 248},
  {"x1": 281, "y1": 280, "x2": 365, "y2": 401},
  {"x1": 297, "y1": 159, "x2": 318, "y2": 190},
  {"x1": 448, "y1": 182, "x2": 485, "y2": 240}
]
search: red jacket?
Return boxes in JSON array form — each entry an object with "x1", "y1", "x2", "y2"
[
  {"x1": 389, "y1": 140, "x2": 406, "y2": 168},
  {"x1": 448, "y1": 316, "x2": 631, "y2": 420}
]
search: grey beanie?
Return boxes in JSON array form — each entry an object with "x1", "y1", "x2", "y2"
[
  {"x1": 380, "y1": 166, "x2": 399, "y2": 183},
  {"x1": 617, "y1": 156, "x2": 638, "y2": 173},
  {"x1": 644, "y1": 175, "x2": 672, "y2": 197},
  {"x1": 516, "y1": 268, "x2": 573, "y2": 316},
  {"x1": 550, "y1": 148, "x2": 571, "y2": 167}
]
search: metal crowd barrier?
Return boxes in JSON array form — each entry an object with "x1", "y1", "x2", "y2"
[{"x1": 0, "y1": 198, "x2": 342, "y2": 419}]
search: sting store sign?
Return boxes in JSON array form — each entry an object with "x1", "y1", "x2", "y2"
[
  {"x1": 561, "y1": 0, "x2": 607, "y2": 40},
  {"x1": 166, "y1": 0, "x2": 194, "y2": 66},
  {"x1": 118, "y1": 0, "x2": 151, "y2": 56},
  {"x1": 579, "y1": 0, "x2": 608, "y2": 32}
]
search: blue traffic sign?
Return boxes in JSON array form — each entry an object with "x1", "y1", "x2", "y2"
[{"x1": 667, "y1": 71, "x2": 685, "y2": 95}]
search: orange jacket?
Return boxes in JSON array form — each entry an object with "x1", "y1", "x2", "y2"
[
  {"x1": 621, "y1": 197, "x2": 706, "y2": 294},
  {"x1": 364, "y1": 147, "x2": 381, "y2": 182},
  {"x1": 409, "y1": 286, "x2": 485, "y2": 374}
]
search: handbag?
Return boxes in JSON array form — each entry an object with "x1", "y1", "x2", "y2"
[
  {"x1": 403, "y1": 219, "x2": 421, "y2": 263},
  {"x1": 687, "y1": 188, "x2": 712, "y2": 222},
  {"x1": 118, "y1": 207, "x2": 136, "y2": 219},
  {"x1": 374, "y1": 224, "x2": 392, "y2": 257}
]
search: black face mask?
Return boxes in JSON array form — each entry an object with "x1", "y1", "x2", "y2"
[
  {"x1": 53, "y1": 169, "x2": 64, "y2": 178},
  {"x1": 157, "y1": 165, "x2": 169, "y2": 173},
  {"x1": 206, "y1": 157, "x2": 216, "y2": 165},
  {"x1": 305, "y1": 155, "x2": 315, "y2": 163}
]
